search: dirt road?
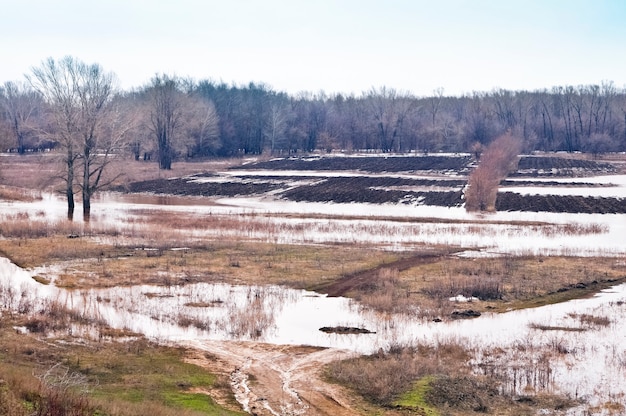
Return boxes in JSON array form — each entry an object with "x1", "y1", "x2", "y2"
[
  {"x1": 317, "y1": 248, "x2": 461, "y2": 297},
  {"x1": 185, "y1": 340, "x2": 362, "y2": 415}
]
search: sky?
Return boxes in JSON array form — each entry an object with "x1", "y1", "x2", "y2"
[{"x1": 1, "y1": 0, "x2": 626, "y2": 97}]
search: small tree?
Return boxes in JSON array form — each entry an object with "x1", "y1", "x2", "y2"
[{"x1": 465, "y1": 133, "x2": 522, "y2": 212}]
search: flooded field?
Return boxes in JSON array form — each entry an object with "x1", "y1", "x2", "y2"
[
  {"x1": 3, "y1": 254, "x2": 626, "y2": 413},
  {"x1": 1, "y1": 153, "x2": 625, "y2": 415}
]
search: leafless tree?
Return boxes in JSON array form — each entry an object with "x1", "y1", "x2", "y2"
[
  {"x1": 0, "y1": 80, "x2": 41, "y2": 153},
  {"x1": 367, "y1": 87, "x2": 415, "y2": 152},
  {"x1": 28, "y1": 56, "x2": 125, "y2": 221},
  {"x1": 266, "y1": 100, "x2": 289, "y2": 154},
  {"x1": 145, "y1": 74, "x2": 181, "y2": 169},
  {"x1": 144, "y1": 75, "x2": 219, "y2": 167},
  {"x1": 181, "y1": 94, "x2": 220, "y2": 157}
]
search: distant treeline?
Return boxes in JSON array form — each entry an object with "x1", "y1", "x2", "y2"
[{"x1": 2, "y1": 68, "x2": 626, "y2": 159}]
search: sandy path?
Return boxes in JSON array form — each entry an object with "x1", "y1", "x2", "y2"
[{"x1": 185, "y1": 339, "x2": 361, "y2": 415}]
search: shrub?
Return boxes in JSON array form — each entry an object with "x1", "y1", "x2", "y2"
[
  {"x1": 465, "y1": 133, "x2": 522, "y2": 212},
  {"x1": 426, "y1": 375, "x2": 498, "y2": 412}
]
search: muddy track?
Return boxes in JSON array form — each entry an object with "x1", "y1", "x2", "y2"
[
  {"x1": 185, "y1": 340, "x2": 360, "y2": 416},
  {"x1": 317, "y1": 248, "x2": 461, "y2": 297}
]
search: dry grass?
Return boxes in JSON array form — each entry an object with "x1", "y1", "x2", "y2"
[
  {"x1": 0, "y1": 216, "x2": 85, "y2": 240},
  {"x1": 327, "y1": 340, "x2": 576, "y2": 415},
  {"x1": 1, "y1": 219, "x2": 622, "y2": 318},
  {"x1": 0, "y1": 154, "x2": 60, "y2": 190},
  {"x1": 329, "y1": 254, "x2": 625, "y2": 318},
  {"x1": 0, "y1": 317, "x2": 244, "y2": 416},
  {"x1": 351, "y1": 268, "x2": 416, "y2": 314},
  {"x1": 326, "y1": 341, "x2": 470, "y2": 405},
  {"x1": 404, "y1": 255, "x2": 625, "y2": 314},
  {"x1": 0, "y1": 185, "x2": 41, "y2": 202},
  {"x1": 528, "y1": 323, "x2": 586, "y2": 332},
  {"x1": 0, "y1": 153, "x2": 246, "y2": 191},
  {"x1": 0, "y1": 228, "x2": 398, "y2": 289},
  {"x1": 569, "y1": 312, "x2": 611, "y2": 327}
]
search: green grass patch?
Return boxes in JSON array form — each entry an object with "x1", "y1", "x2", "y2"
[
  {"x1": 393, "y1": 376, "x2": 439, "y2": 415},
  {"x1": 0, "y1": 313, "x2": 245, "y2": 415},
  {"x1": 164, "y1": 392, "x2": 242, "y2": 414}
]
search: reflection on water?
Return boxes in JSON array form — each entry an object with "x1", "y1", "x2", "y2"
[
  {"x1": 2, "y1": 256, "x2": 626, "y2": 411},
  {"x1": 0, "y1": 189, "x2": 623, "y2": 256},
  {"x1": 95, "y1": 192, "x2": 220, "y2": 207}
]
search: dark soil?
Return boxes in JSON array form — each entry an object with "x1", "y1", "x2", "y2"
[
  {"x1": 119, "y1": 155, "x2": 623, "y2": 214},
  {"x1": 500, "y1": 179, "x2": 614, "y2": 187},
  {"x1": 280, "y1": 177, "x2": 465, "y2": 206},
  {"x1": 496, "y1": 192, "x2": 626, "y2": 214},
  {"x1": 238, "y1": 155, "x2": 473, "y2": 173},
  {"x1": 120, "y1": 176, "x2": 282, "y2": 197},
  {"x1": 514, "y1": 156, "x2": 616, "y2": 176}
]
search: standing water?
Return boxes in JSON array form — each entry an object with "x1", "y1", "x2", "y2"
[{"x1": 2, "y1": 256, "x2": 626, "y2": 411}]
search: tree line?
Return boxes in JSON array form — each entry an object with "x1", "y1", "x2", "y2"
[
  {"x1": 2, "y1": 58, "x2": 626, "y2": 161},
  {"x1": 1, "y1": 56, "x2": 626, "y2": 220}
]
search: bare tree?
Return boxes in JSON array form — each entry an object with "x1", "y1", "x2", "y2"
[
  {"x1": 367, "y1": 87, "x2": 414, "y2": 152},
  {"x1": 427, "y1": 87, "x2": 444, "y2": 129},
  {"x1": 28, "y1": 56, "x2": 122, "y2": 221},
  {"x1": 146, "y1": 74, "x2": 184, "y2": 169},
  {"x1": 266, "y1": 100, "x2": 289, "y2": 154},
  {"x1": 144, "y1": 75, "x2": 220, "y2": 167},
  {"x1": 0, "y1": 81, "x2": 40, "y2": 153},
  {"x1": 181, "y1": 94, "x2": 220, "y2": 157}
]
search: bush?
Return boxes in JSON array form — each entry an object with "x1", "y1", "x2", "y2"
[
  {"x1": 466, "y1": 133, "x2": 522, "y2": 212},
  {"x1": 426, "y1": 375, "x2": 499, "y2": 412}
]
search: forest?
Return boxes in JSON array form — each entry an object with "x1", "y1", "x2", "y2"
[{"x1": 1, "y1": 57, "x2": 626, "y2": 166}]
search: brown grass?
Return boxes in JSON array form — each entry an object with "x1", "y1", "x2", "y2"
[
  {"x1": 329, "y1": 254, "x2": 625, "y2": 318},
  {"x1": 569, "y1": 312, "x2": 611, "y2": 327},
  {"x1": 407, "y1": 255, "x2": 625, "y2": 314},
  {"x1": 0, "y1": 153, "x2": 245, "y2": 191},
  {"x1": 1, "y1": 220, "x2": 622, "y2": 319},
  {"x1": 529, "y1": 323, "x2": 586, "y2": 332},
  {"x1": 0, "y1": 317, "x2": 244, "y2": 416},
  {"x1": 327, "y1": 340, "x2": 576, "y2": 415},
  {"x1": 0, "y1": 185, "x2": 41, "y2": 202},
  {"x1": 326, "y1": 342, "x2": 469, "y2": 405},
  {"x1": 0, "y1": 230, "x2": 398, "y2": 290}
]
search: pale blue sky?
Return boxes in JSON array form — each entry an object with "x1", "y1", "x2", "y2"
[{"x1": 2, "y1": 0, "x2": 625, "y2": 96}]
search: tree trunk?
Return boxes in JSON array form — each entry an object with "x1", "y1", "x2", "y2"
[
  {"x1": 66, "y1": 150, "x2": 75, "y2": 221},
  {"x1": 83, "y1": 191, "x2": 91, "y2": 223},
  {"x1": 67, "y1": 188, "x2": 75, "y2": 221},
  {"x1": 159, "y1": 149, "x2": 172, "y2": 169},
  {"x1": 83, "y1": 153, "x2": 91, "y2": 222}
]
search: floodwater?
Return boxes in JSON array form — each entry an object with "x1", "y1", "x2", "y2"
[
  {"x1": 2, "y1": 175, "x2": 625, "y2": 256},
  {"x1": 1, "y1": 172, "x2": 625, "y2": 412},
  {"x1": 2, "y1": 256, "x2": 626, "y2": 412}
]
